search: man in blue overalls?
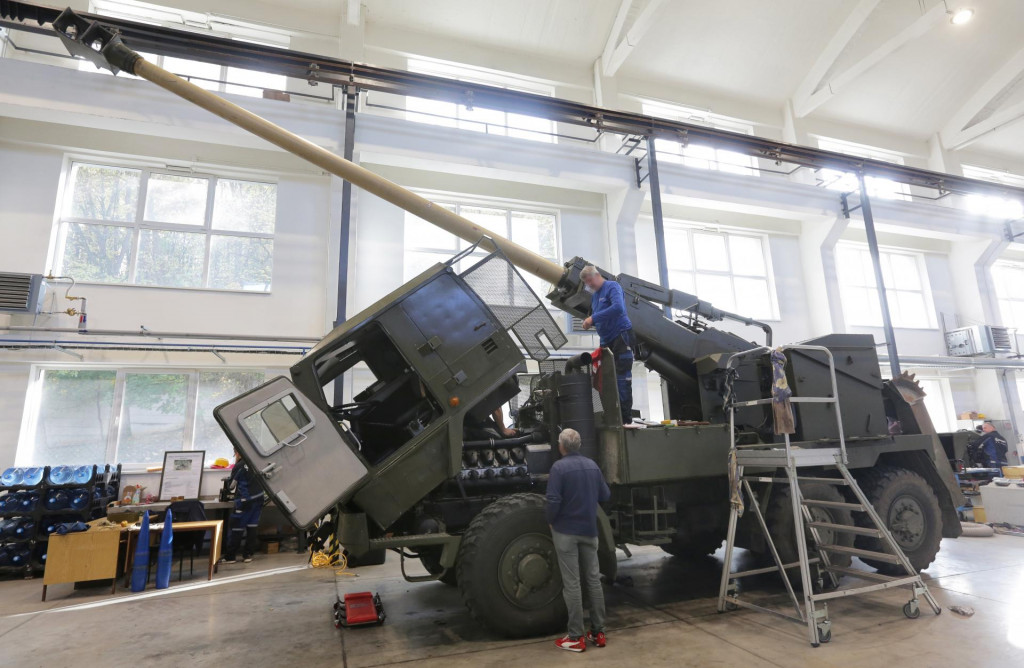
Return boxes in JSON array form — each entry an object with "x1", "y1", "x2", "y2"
[
  {"x1": 580, "y1": 265, "x2": 635, "y2": 426},
  {"x1": 222, "y1": 450, "x2": 265, "y2": 564}
]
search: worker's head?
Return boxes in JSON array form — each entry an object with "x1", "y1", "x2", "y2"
[
  {"x1": 982, "y1": 421, "x2": 996, "y2": 433},
  {"x1": 580, "y1": 265, "x2": 604, "y2": 293},
  {"x1": 558, "y1": 428, "x2": 582, "y2": 456}
]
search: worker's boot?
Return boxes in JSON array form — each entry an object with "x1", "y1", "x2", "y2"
[{"x1": 243, "y1": 526, "x2": 259, "y2": 562}]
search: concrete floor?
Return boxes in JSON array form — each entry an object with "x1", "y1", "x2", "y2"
[{"x1": 1, "y1": 535, "x2": 1022, "y2": 667}]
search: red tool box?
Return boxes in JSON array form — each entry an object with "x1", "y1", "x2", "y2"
[{"x1": 333, "y1": 592, "x2": 386, "y2": 628}]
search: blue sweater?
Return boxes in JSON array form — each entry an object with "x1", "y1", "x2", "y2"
[
  {"x1": 590, "y1": 280, "x2": 632, "y2": 346},
  {"x1": 545, "y1": 452, "x2": 610, "y2": 537}
]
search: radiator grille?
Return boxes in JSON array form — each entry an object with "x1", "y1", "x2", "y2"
[{"x1": 0, "y1": 273, "x2": 43, "y2": 313}]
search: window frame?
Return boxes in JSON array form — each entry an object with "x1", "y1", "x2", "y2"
[
  {"x1": 914, "y1": 376, "x2": 957, "y2": 434},
  {"x1": 17, "y1": 364, "x2": 272, "y2": 471},
  {"x1": 961, "y1": 164, "x2": 1024, "y2": 220},
  {"x1": 657, "y1": 220, "x2": 781, "y2": 321},
  {"x1": 88, "y1": 1, "x2": 290, "y2": 98},
  {"x1": 992, "y1": 259, "x2": 1024, "y2": 328},
  {"x1": 815, "y1": 137, "x2": 912, "y2": 201},
  {"x1": 835, "y1": 242, "x2": 938, "y2": 330},
  {"x1": 53, "y1": 159, "x2": 278, "y2": 293},
  {"x1": 404, "y1": 59, "x2": 557, "y2": 143},
  {"x1": 401, "y1": 193, "x2": 562, "y2": 288},
  {"x1": 640, "y1": 100, "x2": 759, "y2": 176}
]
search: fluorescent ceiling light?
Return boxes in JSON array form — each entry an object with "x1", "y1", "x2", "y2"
[{"x1": 949, "y1": 8, "x2": 974, "y2": 25}]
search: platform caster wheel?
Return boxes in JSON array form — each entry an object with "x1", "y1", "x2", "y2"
[
  {"x1": 903, "y1": 601, "x2": 920, "y2": 619},
  {"x1": 724, "y1": 601, "x2": 738, "y2": 612},
  {"x1": 817, "y1": 626, "x2": 832, "y2": 644}
]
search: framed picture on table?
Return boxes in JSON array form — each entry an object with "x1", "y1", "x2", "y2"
[{"x1": 157, "y1": 451, "x2": 206, "y2": 501}]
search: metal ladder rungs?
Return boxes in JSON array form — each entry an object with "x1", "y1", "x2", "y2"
[
  {"x1": 824, "y1": 565, "x2": 906, "y2": 583},
  {"x1": 796, "y1": 476, "x2": 849, "y2": 485},
  {"x1": 807, "y1": 521, "x2": 882, "y2": 537},
  {"x1": 800, "y1": 499, "x2": 864, "y2": 511},
  {"x1": 729, "y1": 558, "x2": 822, "y2": 580},
  {"x1": 817, "y1": 544, "x2": 902, "y2": 564}
]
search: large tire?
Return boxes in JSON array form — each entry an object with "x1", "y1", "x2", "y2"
[
  {"x1": 660, "y1": 532, "x2": 724, "y2": 559},
  {"x1": 854, "y1": 466, "x2": 942, "y2": 575},
  {"x1": 457, "y1": 493, "x2": 566, "y2": 637},
  {"x1": 766, "y1": 480, "x2": 855, "y2": 581}
]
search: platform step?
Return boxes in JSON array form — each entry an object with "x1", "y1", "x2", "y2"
[
  {"x1": 807, "y1": 521, "x2": 883, "y2": 537},
  {"x1": 800, "y1": 499, "x2": 864, "y2": 511},
  {"x1": 824, "y1": 565, "x2": 914, "y2": 583},
  {"x1": 817, "y1": 544, "x2": 901, "y2": 564},
  {"x1": 796, "y1": 476, "x2": 849, "y2": 485}
]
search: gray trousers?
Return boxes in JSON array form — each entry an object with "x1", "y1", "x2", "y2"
[{"x1": 552, "y1": 530, "x2": 606, "y2": 639}]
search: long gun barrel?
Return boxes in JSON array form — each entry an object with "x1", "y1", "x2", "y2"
[{"x1": 52, "y1": 9, "x2": 766, "y2": 420}]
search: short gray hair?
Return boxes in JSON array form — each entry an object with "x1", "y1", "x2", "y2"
[
  {"x1": 580, "y1": 265, "x2": 599, "y2": 279},
  {"x1": 558, "y1": 428, "x2": 582, "y2": 453}
]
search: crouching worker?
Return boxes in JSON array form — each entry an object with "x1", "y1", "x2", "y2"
[
  {"x1": 222, "y1": 449, "x2": 265, "y2": 564},
  {"x1": 546, "y1": 428, "x2": 611, "y2": 652}
]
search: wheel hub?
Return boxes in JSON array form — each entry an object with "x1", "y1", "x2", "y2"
[
  {"x1": 887, "y1": 494, "x2": 925, "y2": 550},
  {"x1": 498, "y1": 533, "x2": 561, "y2": 610}
]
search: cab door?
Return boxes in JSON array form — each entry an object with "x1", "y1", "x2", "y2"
[{"x1": 214, "y1": 376, "x2": 368, "y2": 530}]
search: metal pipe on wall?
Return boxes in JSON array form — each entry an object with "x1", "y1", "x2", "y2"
[{"x1": 0, "y1": 325, "x2": 320, "y2": 343}]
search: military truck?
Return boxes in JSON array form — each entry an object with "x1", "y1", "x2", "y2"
[{"x1": 52, "y1": 10, "x2": 965, "y2": 639}]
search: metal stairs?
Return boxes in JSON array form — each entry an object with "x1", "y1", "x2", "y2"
[{"x1": 716, "y1": 344, "x2": 941, "y2": 647}]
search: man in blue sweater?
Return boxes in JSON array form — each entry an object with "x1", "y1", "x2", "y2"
[
  {"x1": 546, "y1": 428, "x2": 611, "y2": 652},
  {"x1": 580, "y1": 265, "x2": 635, "y2": 425}
]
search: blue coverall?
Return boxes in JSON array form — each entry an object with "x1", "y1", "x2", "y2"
[
  {"x1": 225, "y1": 462, "x2": 265, "y2": 560},
  {"x1": 590, "y1": 280, "x2": 635, "y2": 424}
]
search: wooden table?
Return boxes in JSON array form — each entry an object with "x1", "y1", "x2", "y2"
[
  {"x1": 43, "y1": 529, "x2": 126, "y2": 601},
  {"x1": 122, "y1": 520, "x2": 224, "y2": 587}
]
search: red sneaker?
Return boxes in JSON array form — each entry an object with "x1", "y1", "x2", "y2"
[
  {"x1": 586, "y1": 630, "x2": 607, "y2": 647},
  {"x1": 555, "y1": 636, "x2": 586, "y2": 652}
]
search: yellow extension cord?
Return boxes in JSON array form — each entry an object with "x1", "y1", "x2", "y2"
[{"x1": 309, "y1": 545, "x2": 356, "y2": 577}]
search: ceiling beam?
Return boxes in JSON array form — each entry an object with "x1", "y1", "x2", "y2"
[
  {"x1": 806, "y1": 3, "x2": 947, "y2": 115},
  {"x1": 599, "y1": 0, "x2": 633, "y2": 76},
  {"x1": 791, "y1": 0, "x2": 882, "y2": 118},
  {"x1": 600, "y1": 0, "x2": 668, "y2": 78},
  {"x1": 941, "y1": 47, "x2": 1024, "y2": 150}
]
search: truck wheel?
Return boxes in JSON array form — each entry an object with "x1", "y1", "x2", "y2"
[
  {"x1": 457, "y1": 493, "x2": 566, "y2": 637},
  {"x1": 419, "y1": 549, "x2": 458, "y2": 586},
  {"x1": 854, "y1": 466, "x2": 941, "y2": 575},
  {"x1": 660, "y1": 532, "x2": 724, "y2": 559},
  {"x1": 766, "y1": 480, "x2": 854, "y2": 582}
]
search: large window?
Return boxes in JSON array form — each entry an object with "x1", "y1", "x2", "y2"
[
  {"x1": 916, "y1": 377, "x2": 957, "y2": 433},
  {"x1": 816, "y1": 137, "x2": 910, "y2": 201},
  {"x1": 992, "y1": 260, "x2": 1024, "y2": 328},
  {"x1": 88, "y1": 1, "x2": 289, "y2": 97},
  {"x1": 642, "y1": 101, "x2": 758, "y2": 176},
  {"x1": 403, "y1": 199, "x2": 558, "y2": 300},
  {"x1": 962, "y1": 165, "x2": 1024, "y2": 220},
  {"x1": 836, "y1": 243, "x2": 935, "y2": 328},
  {"x1": 404, "y1": 59, "x2": 556, "y2": 143},
  {"x1": 19, "y1": 367, "x2": 267, "y2": 468},
  {"x1": 662, "y1": 224, "x2": 777, "y2": 320},
  {"x1": 55, "y1": 162, "x2": 277, "y2": 291}
]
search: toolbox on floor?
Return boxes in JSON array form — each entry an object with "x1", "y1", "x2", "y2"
[{"x1": 333, "y1": 592, "x2": 385, "y2": 628}]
